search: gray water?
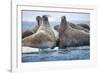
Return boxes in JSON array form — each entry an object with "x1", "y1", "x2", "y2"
[{"x1": 22, "y1": 46, "x2": 90, "y2": 62}]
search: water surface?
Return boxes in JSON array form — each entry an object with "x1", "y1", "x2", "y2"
[{"x1": 22, "y1": 46, "x2": 90, "y2": 62}]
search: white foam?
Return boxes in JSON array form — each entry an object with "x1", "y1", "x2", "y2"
[
  {"x1": 22, "y1": 47, "x2": 39, "y2": 53},
  {"x1": 22, "y1": 46, "x2": 88, "y2": 53},
  {"x1": 22, "y1": 47, "x2": 59, "y2": 53}
]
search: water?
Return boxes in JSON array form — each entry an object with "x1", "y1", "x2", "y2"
[{"x1": 22, "y1": 46, "x2": 90, "y2": 62}]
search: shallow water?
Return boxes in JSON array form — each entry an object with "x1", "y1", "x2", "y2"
[{"x1": 22, "y1": 46, "x2": 90, "y2": 62}]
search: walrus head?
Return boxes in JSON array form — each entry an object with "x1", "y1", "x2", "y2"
[
  {"x1": 60, "y1": 16, "x2": 67, "y2": 28},
  {"x1": 59, "y1": 16, "x2": 67, "y2": 38},
  {"x1": 43, "y1": 15, "x2": 48, "y2": 21},
  {"x1": 42, "y1": 15, "x2": 50, "y2": 26},
  {"x1": 36, "y1": 16, "x2": 42, "y2": 26}
]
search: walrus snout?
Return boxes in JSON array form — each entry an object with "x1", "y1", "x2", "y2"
[
  {"x1": 36, "y1": 16, "x2": 42, "y2": 25},
  {"x1": 59, "y1": 16, "x2": 68, "y2": 35},
  {"x1": 60, "y1": 16, "x2": 67, "y2": 27},
  {"x1": 42, "y1": 15, "x2": 48, "y2": 21},
  {"x1": 61, "y1": 16, "x2": 66, "y2": 23},
  {"x1": 36, "y1": 16, "x2": 41, "y2": 21},
  {"x1": 61, "y1": 16, "x2": 66, "y2": 20},
  {"x1": 36, "y1": 16, "x2": 41, "y2": 20}
]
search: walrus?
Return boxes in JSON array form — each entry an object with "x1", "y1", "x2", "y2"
[
  {"x1": 31, "y1": 16, "x2": 42, "y2": 33},
  {"x1": 69, "y1": 22, "x2": 89, "y2": 32},
  {"x1": 54, "y1": 22, "x2": 89, "y2": 33},
  {"x1": 22, "y1": 30, "x2": 33, "y2": 39},
  {"x1": 22, "y1": 16, "x2": 41, "y2": 39},
  {"x1": 77, "y1": 24, "x2": 90, "y2": 30},
  {"x1": 22, "y1": 15, "x2": 56, "y2": 49},
  {"x1": 55, "y1": 16, "x2": 90, "y2": 48}
]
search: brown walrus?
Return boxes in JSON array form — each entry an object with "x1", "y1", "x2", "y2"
[
  {"x1": 22, "y1": 16, "x2": 41, "y2": 39},
  {"x1": 55, "y1": 16, "x2": 90, "y2": 48},
  {"x1": 54, "y1": 22, "x2": 89, "y2": 33},
  {"x1": 31, "y1": 16, "x2": 41, "y2": 33},
  {"x1": 77, "y1": 24, "x2": 90, "y2": 30},
  {"x1": 22, "y1": 30, "x2": 33, "y2": 39},
  {"x1": 22, "y1": 15, "x2": 56, "y2": 49}
]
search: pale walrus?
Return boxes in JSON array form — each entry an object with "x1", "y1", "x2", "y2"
[
  {"x1": 22, "y1": 15, "x2": 56, "y2": 49},
  {"x1": 55, "y1": 16, "x2": 90, "y2": 48},
  {"x1": 22, "y1": 16, "x2": 41, "y2": 39}
]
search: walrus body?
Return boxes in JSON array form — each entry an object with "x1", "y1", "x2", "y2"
[
  {"x1": 77, "y1": 24, "x2": 90, "y2": 30},
  {"x1": 59, "y1": 26, "x2": 90, "y2": 48},
  {"x1": 22, "y1": 30, "x2": 33, "y2": 39},
  {"x1": 69, "y1": 22, "x2": 89, "y2": 32},
  {"x1": 22, "y1": 15, "x2": 56, "y2": 49},
  {"x1": 55, "y1": 16, "x2": 89, "y2": 48}
]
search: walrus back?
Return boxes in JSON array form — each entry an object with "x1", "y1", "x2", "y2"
[{"x1": 59, "y1": 27, "x2": 90, "y2": 47}]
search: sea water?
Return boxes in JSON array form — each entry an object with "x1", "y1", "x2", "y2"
[{"x1": 22, "y1": 46, "x2": 90, "y2": 62}]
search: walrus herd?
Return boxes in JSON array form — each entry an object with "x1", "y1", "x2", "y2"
[{"x1": 22, "y1": 15, "x2": 90, "y2": 49}]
